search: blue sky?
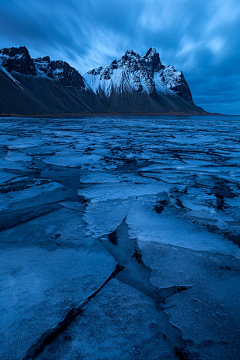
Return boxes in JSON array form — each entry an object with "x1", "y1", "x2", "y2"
[{"x1": 0, "y1": 0, "x2": 240, "y2": 114}]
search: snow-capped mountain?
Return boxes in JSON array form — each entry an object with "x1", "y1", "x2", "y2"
[
  {"x1": 0, "y1": 46, "x2": 205, "y2": 115},
  {"x1": 0, "y1": 47, "x2": 86, "y2": 89},
  {"x1": 84, "y1": 48, "x2": 193, "y2": 103}
]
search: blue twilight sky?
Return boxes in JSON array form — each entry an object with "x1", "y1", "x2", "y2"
[{"x1": 0, "y1": 0, "x2": 240, "y2": 114}]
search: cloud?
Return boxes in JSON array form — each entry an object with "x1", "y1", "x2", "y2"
[
  {"x1": 138, "y1": 0, "x2": 192, "y2": 33},
  {"x1": 0, "y1": 0, "x2": 239, "y2": 114},
  {"x1": 73, "y1": 28, "x2": 129, "y2": 73}
]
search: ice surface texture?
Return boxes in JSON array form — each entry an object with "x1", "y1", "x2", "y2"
[{"x1": 0, "y1": 115, "x2": 239, "y2": 360}]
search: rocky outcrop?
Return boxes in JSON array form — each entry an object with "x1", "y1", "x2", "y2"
[
  {"x1": 33, "y1": 56, "x2": 53, "y2": 78},
  {"x1": 34, "y1": 57, "x2": 85, "y2": 89},
  {"x1": 0, "y1": 46, "x2": 36, "y2": 75}
]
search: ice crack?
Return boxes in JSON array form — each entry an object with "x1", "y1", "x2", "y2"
[{"x1": 22, "y1": 264, "x2": 124, "y2": 360}]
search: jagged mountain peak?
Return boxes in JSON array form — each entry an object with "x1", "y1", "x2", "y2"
[
  {"x1": 117, "y1": 50, "x2": 142, "y2": 70},
  {"x1": 144, "y1": 47, "x2": 157, "y2": 57},
  {"x1": 0, "y1": 45, "x2": 36, "y2": 75},
  {"x1": 142, "y1": 47, "x2": 163, "y2": 73},
  {"x1": 0, "y1": 46, "x2": 29, "y2": 57},
  {"x1": 123, "y1": 47, "x2": 158, "y2": 60},
  {"x1": 118, "y1": 48, "x2": 162, "y2": 70},
  {"x1": 125, "y1": 49, "x2": 139, "y2": 56},
  {"x1": 119, "y1": 48, "x2": 162, "y2": 71},
  {"x1": 86, "y1": 48, "x2": 162, "y2": 79},
  {"x1": 122, "y1": 50, "x2": 141, "y2": 61},
  {"x1": 147, "y1": 47, "x2": 156, "y2": 53},
  {"x1": 83, "y1": 47, "x2": 193, "y2": 103}
]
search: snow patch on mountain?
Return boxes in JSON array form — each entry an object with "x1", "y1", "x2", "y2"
[
  {"x1": 34, "y1": 57, "x2": 85, "y2": 88},
  {"x1": 34, "y1": 57, "x2": 53, "y2": 79}
]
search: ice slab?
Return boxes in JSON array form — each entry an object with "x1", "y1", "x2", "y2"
[
  {"x1": 0, "y1": 180, "x2": 72, "y2": 212},
  {"x1": 126, "y1": 198, "x2": 240, "y2": 258},
  {"x1": 84, "y1": 198, "x2": 134, "y2": 238},
  {"x1": 0, "y1": 170, "x2": 17, "y2": 185},
  {"x1": 79, "y1": 182, "x2": 172, "y2": 202},
  {"x1": 0, "y1": 158, "x2": 29, "y2": 171},
  {"x1": 80, "y1": 170, "x2": 120, "y2": 184},
  {"x1": 6, "y1": 150, "x2": 32, "y2": 162},
  {"x1": 164, "y1": 271, "x2": 240, "y2": 359},
  {"x1": 0, "y1": 208, "x2": 116, "y2": 360},
  {"x1": 36, "y1": 279, "x2": 180, "y2": 360},
  {"x1": 43, "y1": 152, "x2": 102, "y2": 167}
]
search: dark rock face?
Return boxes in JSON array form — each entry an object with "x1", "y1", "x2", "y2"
[
  {"x1": 34, "y1": 58, "x2": 85, "y2": 89},
  {"x1": 50, "y1": 61, "x2": 85, "y2": 89},
  {"x1": 0, "y1": 46, "x2": 36, "y2": 75},
  {"x1": 169, "y1": 72, "x2": 193, "y2": 103},
  {"x1": 34, "y1": 56, "x2": 54, "y2": 79},
  {"x1": 142, "y1": 47, "x2": 164, "y2": 74}
]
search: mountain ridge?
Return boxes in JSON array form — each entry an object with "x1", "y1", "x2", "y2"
[{"x1": 0, "y1": 46, "x2": 207, "y2": 115}]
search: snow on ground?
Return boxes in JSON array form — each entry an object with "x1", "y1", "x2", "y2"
[{"x1": 0, "y1": 115, "x2": 240, "y2": 359}]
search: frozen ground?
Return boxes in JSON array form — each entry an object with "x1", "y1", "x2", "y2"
[{"x1": 0, "y1": 115, "x2": 240, "y2": 360}]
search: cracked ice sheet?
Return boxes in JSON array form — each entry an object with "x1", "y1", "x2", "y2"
[
  {"x1": 79, "y1": 181, "x2": 173, "y2": 203},
  {"x1": 126, "y1": 198, "x2": 240, "y2": 259},
  {"x1": 36, "y1": 279, "x2": 180, "y2": 360},
  {"x1": 43, "y1": 152, "x2": 102, "y2": 167},
  {"x1": 6, "y1": 137, "x2": 46, "y2": 149},
  {"x1": 139, "y1": 241, "x2": 240, "y2": 360},
  {"x1": 80, "y1": 170, "x2": 120, "y2": 184},
  {"x1": 0, "y1": 157, "x2": 30, "y2": 171},
  {"x1": 164, "y1": 277, "x2": 240, "y2": 360},
  {"x1": 81, "y1": 181, "x2": 173, "y2": 239},
  {"x1": 5, "y1": 150, "x2": 32, "y2": 162},
  {"x1": 0, "y1": 115, "x2": 240, "y2": 358},
  {"x1": 84, "y1": 198, "x2": 134, "y2": 238},
  {"x1": 0, "y1": 208, "x2": 116, "y2": 360},
  {"x1": 0, "y1": 181, "x2": 71, "y2": 212},
  {"x1": 0, "y1": 170, "x2": 17, "y2": 185}
]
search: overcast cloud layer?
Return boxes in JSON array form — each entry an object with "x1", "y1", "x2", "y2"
[{"x1": 0, "y1": 0, "x2": 239, "y2": 114}]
